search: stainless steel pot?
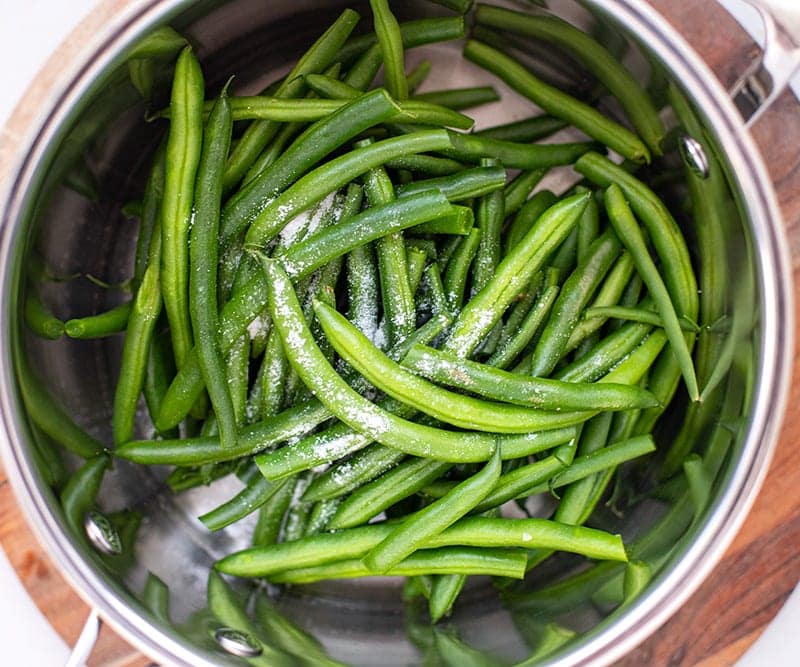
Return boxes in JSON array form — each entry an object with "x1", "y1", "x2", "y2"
[{"x1": 0, "y1": 1, "x2": 795, "y2": 665}]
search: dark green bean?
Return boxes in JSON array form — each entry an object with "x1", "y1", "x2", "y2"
[
  {"x1": 474, "y1": 115, "x2": 567, "y2": 143},
  {"x1": 444, "y1": 131, "x2": 596, "y2": 170},
  {"x1": 220, "y1": 88, "x2": 396, "y2": 245},
  {"x1": 529, "y1": 229, "x2": 620, "y2": 377},
  {"x1": 368, "y1": 446, "x2": 500, "y2": 573},
  {"x1": 385, "y1": 154, "x2": 466, "y2": 176},
  {"x1": 489, "y1": 284, "x2": 558, "y2": 370},
  {"x1": 504, "y1": 190, "x2": 557, "y2": 254},
  {"x1": 222, "y1": 8, "x2": 360, "y2": 191},
  {"x1": 443, "y1": 227, "x2": 481, "y2": 310},
  {"x1": 472, "y1": 158, "x2": 505, "y2": 295},
  {"x1": 252, "y1": 477, "x2": 294, "y2": 547},
  {"x1": 414, "y1": 86, "x2": 499, "y2": 110},
  {"x1": 503, "y1": 168, "x2": 546, "y2": 218},
  {"x1": 464, "y1": 40, "x2": 650, "y2": 163},
  {"x1": 604, "y1": 183, "x2": 698, "y2": 400},
  {"x1": 396, "y1": 165, "x2": 507, "y2": 202},
  {"x1": 406, "y1": 59, "x2": 433, "y2": 93},
  {"x1": 117, "y1": 398, "x2": 332, "y2": 465},
  {"x1": 336, "y1": 17, "x2": 466, "y2": 66}
]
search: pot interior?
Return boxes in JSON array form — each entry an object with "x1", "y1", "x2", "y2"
[{"x1": 0, "y1": 0, "x2": 781, "y2": 665}]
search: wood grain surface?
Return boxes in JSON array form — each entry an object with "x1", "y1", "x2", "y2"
[{"x1": 1, "y1": 0, "x2": 799, "y2": 665}]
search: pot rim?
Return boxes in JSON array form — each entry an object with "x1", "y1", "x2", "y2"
[{"x1": 0, "y1": 1, "x2": 793, "y2": 665}]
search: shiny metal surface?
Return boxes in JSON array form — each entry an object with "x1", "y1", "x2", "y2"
[{"x1": 0, "y1": 1, "x2": 793, "y2": 666}]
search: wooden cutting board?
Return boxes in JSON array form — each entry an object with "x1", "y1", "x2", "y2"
[{"x1": 1, "y1": 0, "x2": 799, "y2": 665}]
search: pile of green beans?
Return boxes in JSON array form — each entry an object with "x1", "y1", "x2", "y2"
[{"x1": 29, "y1": 0, "x2": 715, "y2": 642}]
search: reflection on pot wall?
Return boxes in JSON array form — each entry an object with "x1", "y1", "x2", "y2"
[{"x1": 2, "y1": 0, "x2": 768, "y2": 665}]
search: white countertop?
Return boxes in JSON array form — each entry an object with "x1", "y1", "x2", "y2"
[{"x1": 1, "y1": 1, "x2": 798, "y2": 665}]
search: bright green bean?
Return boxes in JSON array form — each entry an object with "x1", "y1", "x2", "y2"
[
  {"x1": 444, "y1": 191, "x2": 590, "y2": 358},
  {"x1": 370, "y1": 0, "x2": 408, "y2": 100},
  {"x1": 396, "y1": 165, "x2": 507, "y2": 202},
  {"x1": 414, "y1": 86, "x2": 499, "y2": 110},
  {"x1": 364, "y1": 447, "x2": 500, "y2": 573},
  {"x1": 160, "y1": 46, "x2": 203, "y2": 369},
  {"x1": 443, "y1": 227, "x2": 481, "y2": 310},
  {"x1": 65, "y1": 302, "x2": 132, "y2": 339},
  {"x1": 503, "y1": 169, "x2": 546, "y2": 218},
  {"x1": 403, "y1": 344, "x2": 658, "y2": 411},
  {"x1": 504, "y1": 190, "x2": 557, "y2": 254}
]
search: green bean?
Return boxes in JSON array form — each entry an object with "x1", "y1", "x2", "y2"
[
  {"x1": 443, "y1": 227, "x2": 481, "y2": 310},
  {"x1": 253, "y1": 596, "x2": 345, "y2": 667},
  {"x1": 406, "y1": 59, "x2": 433, "y2": 93},
  {"x1": 444, "y1": 131, "x2": 596, "y2": 170},
  {"x1": 270, "y1": 546, "x2": 527, "y2": 583},
  {"x1": 315, "y1": 300, "x2": 596, "y2": 434},
  {"x1": 64, "y1": 302, "x2": 132, "y2": 339},
  {"x1": 549, "y1": 226, "x2": 579, "y2": 276},
  {"x1": 472, "y1": 158, "x2": 505, "y2": 295},
  {"x1": 303, "y1": 445, "x2": 407, "y2": 502},
  {"x1": 133, "y1": 145, "x2": 166, "y2": 289},
  {"x1": 60, "y1": 455, "x2": 109, "y2": 535},
  {"x1": 226, "y1": 334, "x2": 249, "y2": 425},
  {"x1": 223, "y1": 8, "x2": 360, "y2": 191},
  {"x1": 267, "y1": 258, "x2": 571, "y2": 461},
  {"x1": 406, "y1": 247, "x2": 429, "y2": 295},
  {"x1": 207, "y1": 571, "x2": 297, "y2": 667},
  {"x1": 583, "y1": 305, "x2": 699, "y2": 332},
  {"x1": 203, "y1": 95, "x2": 475, "y2": 130},
  {"x1": 343, "y1": 43, "x2": 383, "y2": 90},
  {"x1": 385, "y1": 154, "x2": 466, "y2": 176},
  {"x1": 142, "y1": 573, "x2": 171, "y2": 626},
  {"x1": 604, "y1": 183, "x2": 698, "y2": 400},
  {"x1": 347, "y1": 243, "x2": 380, "y2": 341},
  {"x1": 397, "y1": 165, "x2": 507, "y2": 202},
  {"x1": 336, "y1": 17, "x2": 466, "y2": 66},
  {"x1": 504, "y1": 190, "x2": 557, "y2": 254},
  {"x1": 464, "y1": 40, "x2": 650, "y2": 164},
  {"x1": 113, "y1": 216, "x2": 163, "y2": 446},
  {"x1": 488, "y1": 284, "x2": 558, "y2": 369},
  {"x1": 259, "y1": 328, "x2": 290, "y2": 420},
  {"x1": 220, "y1": 88, "x2": 396, "y2": 245},
  {"x1": 529, "y1": 229, "x2": 620, "y2": 377},
  {"x1": 422, "y1": 263, "x2": 449, "y2": 316},
  {"x1": 474, "y1": 115, "x2": 567, "y2": 143},
  {"x1": 575, "y1": 187, "x2": 599, "y2": 262},
  {"x1": 564, "y1": 251, "x2": 636, "y2": 353},
  {"x1": 252, "y1": 477, "x2": 294, "y2": 547},
  {"x1": 117, "y1": 398, "x2": 332, "y2": 465},
  {"x1": 23, "y1": 289, "x2": 63, "y2": 339},
  {"x1": 503, "y1": 169, "x2": 546, "y2": 218},
  {"x1": 330, "y1": 458, "x2": 452, "y2": 529},
  {"x1": 362, "y1": 159, "x2": 417, "y2": 347},
  {"x1": 444, "y1": 191, "x2": 590, "y2": 358},
  {"x1": 364, "y1": 446, "x2": 500, "y2": 572},
  {"x1": 189, "y1": 85, "x2": 237, "y2": 448},
  {"x1": 217, "y1": 515, "x2": 622, "y2": 578},
  {"x1": 160, "y1": 46, "x2": 203, "y2": 369},
  {"x1": 476, "y1": 5, "x2": 665, "y2": 154},
  {"x1": 426, "y1": 0, "x2": 473, "y2": 13},
  {"x1": 370, "y1": 0, "x2": 408, "y2": 100},
  {"x1": 414, "y1": 86, "x2": 499, "y2": 110},
  {"x1": 575, "y1": 153, "x2": 698, "y2": 320},
  {"x1": 403, "y1": 344, "x2": 658, "y2": 411},
  {"x1": 244, "y1": 130, "x2": 453, "y2": 247},
  {"x1": 429, "y1": 574, "x2": 466, "y2": 623},
  {"x1": 143, "y1": 329, "x2": 177, "y2": 437},
  {"x1": 199, "y1": 466, "x2": 280, "y2": 532}
]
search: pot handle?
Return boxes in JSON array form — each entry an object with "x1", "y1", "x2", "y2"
[
  {"x1": 728, "y1": 0, "x2": 800, "y2": 126},
  {"x1": 64, "y1": 609, "x2": 101, "y2": 667}
]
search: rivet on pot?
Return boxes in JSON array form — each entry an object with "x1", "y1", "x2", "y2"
[
  {"x1": 83, "y1": 510, "x2": 122, "y2": 556},
  {"x1": 678, "y1": 134, "x2": 710, "y2": 179},
  {"x1": 213, "y1": 628, "x2": 263, "y2": 657}
]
